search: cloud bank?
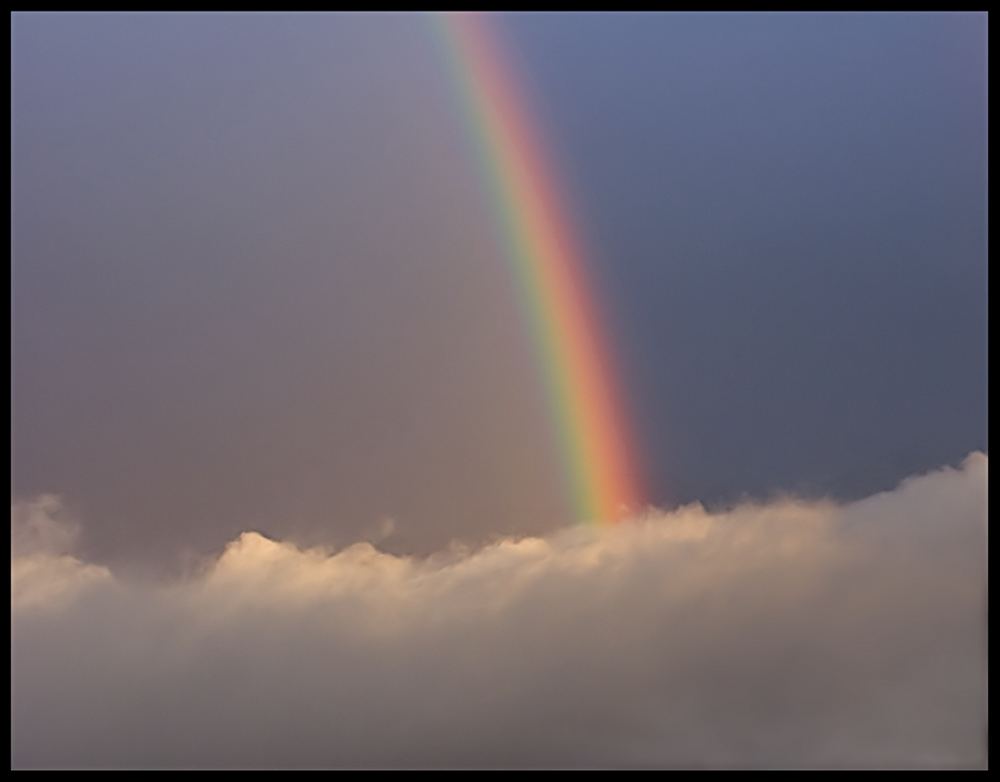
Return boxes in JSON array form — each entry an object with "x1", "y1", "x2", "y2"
[{"x1": 11, "y1": 454, "x2": 988, "y2": 769}]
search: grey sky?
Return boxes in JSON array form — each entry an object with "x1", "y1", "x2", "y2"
[{"x1": 12, "y1": 12, "x2": 987, "y2": 571}]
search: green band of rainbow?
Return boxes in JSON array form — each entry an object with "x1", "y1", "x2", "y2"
[{"x1": 433, "y1": 12, "x2": 643, "y2": 524}]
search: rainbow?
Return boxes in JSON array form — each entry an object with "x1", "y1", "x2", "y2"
[{"x1": 433, "y1": 12, "x2": 643, "y2": 524}]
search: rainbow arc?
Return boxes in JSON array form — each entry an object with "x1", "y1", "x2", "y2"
[{"x1": 435, "y1": 12, "x2": 643, "y2": 524}]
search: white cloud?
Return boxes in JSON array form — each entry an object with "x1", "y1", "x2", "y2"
[{"x1": 11, "y1": 454, "x2": 988, "y2": 768}]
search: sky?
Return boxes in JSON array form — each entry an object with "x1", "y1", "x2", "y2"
[{"x1": 11, "y1": 11, "x2": 988, "y2": 769}]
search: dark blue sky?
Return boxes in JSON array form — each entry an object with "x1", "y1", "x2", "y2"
[
  {"x1": 506, "y1": 12, "x2": 987, "y2": 507},
  {"x1": 12, "y1": 12, "x2": 987, "y2": 567}
]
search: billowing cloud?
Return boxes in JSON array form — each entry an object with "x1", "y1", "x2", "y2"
[{"x1": 11, "y1": 454, "x2": 988, "y2": 769}]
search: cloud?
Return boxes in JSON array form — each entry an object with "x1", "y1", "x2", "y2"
[
  {"x1": 12, "y1": 494, "x2": 82, "y2": 557},
  {"x1": 11, "y1": 495, "x2": 113, "y2": 612},
  {"x1": 11, "y1": 454, "x2": 988, "y2": 769}
]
